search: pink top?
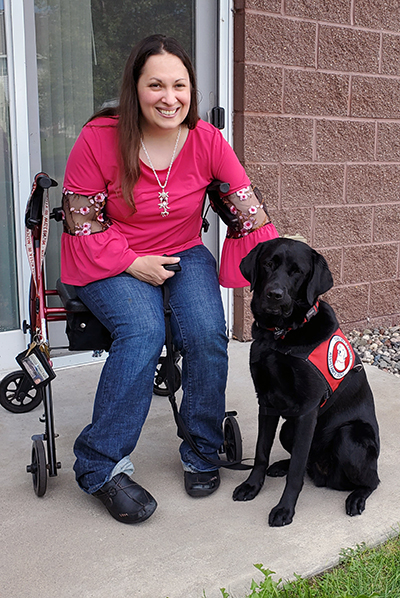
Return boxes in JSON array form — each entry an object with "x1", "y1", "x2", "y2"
[{"x1": 61, "y1": 117, "x2": 278, "y2": 287}]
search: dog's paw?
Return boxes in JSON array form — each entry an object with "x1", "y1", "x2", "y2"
[
  {"x1": 232, "y1": 481, "x2": 262, "y2": 502},
  {"x1": 346, "y1": 490, "x2": 366, "y2": 516},
  {"x1": 268, "y1": 505, "x2": 294, "y2": 527},
  {"x1": 267, "y1": 459, "x2": 290, "y2": 477}
]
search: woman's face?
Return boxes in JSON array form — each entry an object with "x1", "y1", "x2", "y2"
[{"x1": 137, "y1": 52, "x2": 191, "y2": 134}]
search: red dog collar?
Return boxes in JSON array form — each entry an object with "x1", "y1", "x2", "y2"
[{"x1": 267, "y1": 300, "x2": 320, "y2": 340}]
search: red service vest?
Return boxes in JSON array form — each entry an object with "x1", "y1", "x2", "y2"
[
  {"x1": 307, "y1": 328, "x2": 356, "y2": 394},
  {"x1": 260, "y1": 326, "x2": 360, "y2": 417}
]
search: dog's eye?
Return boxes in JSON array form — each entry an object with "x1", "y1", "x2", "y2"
[
  {"x1": 290, "y1": 265, "x2": 301, "y2": 275},
  {"x1": 265, "y1": 261, "x2": 274, "y2": 269}
]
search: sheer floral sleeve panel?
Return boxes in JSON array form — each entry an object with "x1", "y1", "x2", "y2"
[
  {"x1": 62, "y1": 189, "x2": 112, "y2": 236},
  {"x1": 217, "y1": 184, "x2": 279, "y2": 288},
  {"x1": 220, "y1": 185, "x2": 270, "y2": 239}
]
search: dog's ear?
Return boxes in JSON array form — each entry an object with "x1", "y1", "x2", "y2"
[
  {"x1": 240, "y1": 243, "x2": 265, "y2": 291},
  {"x1": 306, "y1": 250, "x2": 334, "y2": 304}
]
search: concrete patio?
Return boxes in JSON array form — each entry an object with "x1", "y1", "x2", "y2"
[{"x1": 1, "y1": 339, "x2": 399, "y2": 598}]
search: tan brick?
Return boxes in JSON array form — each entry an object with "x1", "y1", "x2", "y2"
[
  {"x1": 376, "y1": 123, "x2": 400, "y2": 161},
  {"x1": 315, "y1": 246, "x2": 343, "y2": 285},
  {"x1": 354, "y1": 0, "x2": 400, "y2": 33},
  {"x1": 285, "y1": 0, "x2": 351, "y2": 24},
  {"x1": 235, "y1": 64, "x2": 282, "y2": 113},
  {"x1": 373, "y1": 205, "x2": 400, "y2": 243},
  {"x1": 316, "y1": 120, "x2": 375, "y2": 162},
  {"x1": 382, "y1": 34, "x2": 400, "y2": 76},
  {"x1": 318, "y1": 26, "x2": 380, "y2": 73},
  {"x1": 347, "y1": 165, "x2": 400, "y2": 204},
  {"x1": 244, "y1": 163, "x2": 280, "y2": 210},
  {"x1": 281, "y1": 164, "x2": 344, "y2": 208},
  {"x1": 324, "y1": 284, "x2": 369, "y2": 325},
  {"x1": 236, "y1": 0, "x2": 281, "y2": 10},
  {"x1": 370, "y1": 280, "x2": 400, "y2": 318},
  {"x1": 245, "y1": 13, "x2": 316, "y2": 67},
  {"x1": 314, "y1": 206, "x2": 373, "y2": 246},
  {"x1": 268, "y1": 207, "x2": 312, "y2": 240},
  {"x1": 351, "y1": 77, "x2": 400, "y2": 119},
  {"x1": 244, "y1": 115, "x2": 313, "y2": 162},
  {"x1": 284, "y1": 70, "x2": 348, "y2": 116},
  {"x1": 342, "y1": 244, "x2": 398, "y2": 284}
]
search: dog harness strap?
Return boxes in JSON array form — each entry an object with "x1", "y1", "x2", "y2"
[{"x1": 318, "y1": 358, "x2": 363, "y2": 415}]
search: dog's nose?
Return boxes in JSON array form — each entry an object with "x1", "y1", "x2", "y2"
[{"x1": 266, "y1": 288, "x2": 284, "y2": 300}]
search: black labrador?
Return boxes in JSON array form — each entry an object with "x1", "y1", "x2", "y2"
[{"x1": 233, "y1": 238, "x2": 380, "y2": 527}]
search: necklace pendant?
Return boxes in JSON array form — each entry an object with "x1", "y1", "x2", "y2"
[
  {"x1": 141, "y1": 127, "x2": 181, "y2": 218},
  {"x1": 158, "y1": 190, "x2": 170, "y2": 216}
]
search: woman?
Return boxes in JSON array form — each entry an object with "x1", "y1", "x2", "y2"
[{"x1": 61, "y1": 34, "x2": 278, "y2": 524}]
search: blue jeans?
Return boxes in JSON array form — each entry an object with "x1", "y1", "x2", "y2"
[{"x1": 73, "y1": 245, "x2": 228, "y2": 493}]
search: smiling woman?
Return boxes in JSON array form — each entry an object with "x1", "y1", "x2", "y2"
[{"x1": 58, "y1": 33, "x2": 278, "y2": 523}]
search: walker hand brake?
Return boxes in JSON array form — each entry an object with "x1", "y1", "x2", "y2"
[{"x1": 163, "y1": 263, "x2": 181, "y2": 272}]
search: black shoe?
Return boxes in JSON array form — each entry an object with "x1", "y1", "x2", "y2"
[
  {"x1": 92, "y1": 473, "x2": 157, "y2": 524},
  {"x1": 184, "y1": 470, "x2": 220, "y2": 498}
]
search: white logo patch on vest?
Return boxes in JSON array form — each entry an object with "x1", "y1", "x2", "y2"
[{"x1": 327, "y1": 335, "x2": 354, "y2": 379}]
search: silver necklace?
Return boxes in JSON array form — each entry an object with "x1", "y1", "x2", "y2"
[{"x1": 140, "y1": 126, "x2": 181, "y2": 217}]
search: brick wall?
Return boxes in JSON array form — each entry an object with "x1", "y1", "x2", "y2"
[{"x1": 232, "y1": 0, "x2": 400, "y2": 340}]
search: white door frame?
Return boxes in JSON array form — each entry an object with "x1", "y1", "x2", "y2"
[
  {"x1": 196, "y1": 0, "x2": 234, "y2": 334},
  {"x1": 217, "y1": 0, "x2": 234, "y2": 335}
]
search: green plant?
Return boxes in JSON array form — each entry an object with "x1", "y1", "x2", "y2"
[
  {"x1": 220, "y1": 566, "x2": 281, "y2": 598},
  {"x1": 216, "y1": 534, "x2": 400, "y2": 598}
]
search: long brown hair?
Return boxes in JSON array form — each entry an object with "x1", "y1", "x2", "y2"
[{"x1": 88, "y1": 35, "x2": 199, "y2": 211}]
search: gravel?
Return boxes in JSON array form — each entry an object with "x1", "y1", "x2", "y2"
[{"x1": 348, "y1": 326, "x2": 400, "y2": 378}]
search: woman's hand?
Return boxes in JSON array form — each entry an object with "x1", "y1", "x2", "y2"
[{"x1": 126, "y1": 255, "x2": 181, "y2": 286}]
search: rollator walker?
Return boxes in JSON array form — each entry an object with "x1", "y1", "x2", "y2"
[{"x1": 0, "y1": 174, "x2": 244, "y2": 496}]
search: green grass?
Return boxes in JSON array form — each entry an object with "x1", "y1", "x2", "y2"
[{"x1": 218, "y1": 533, "x2": 400, "y2": 598}]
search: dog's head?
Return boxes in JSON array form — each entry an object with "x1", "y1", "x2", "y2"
[{"x1": 240, "y1": 238, "x2": 333, "y2": 327}]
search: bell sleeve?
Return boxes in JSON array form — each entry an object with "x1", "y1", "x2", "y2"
[
  {"x1": 210, "y1": 129, "x2": 279, "y2": 288},
  {"x1": 60, "y1": 125, "x2": 137, "y2": 286}
]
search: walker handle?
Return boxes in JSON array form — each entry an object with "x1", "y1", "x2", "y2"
[{"x1": 163, "y1": 263, "x2": 181, "y2": 272}]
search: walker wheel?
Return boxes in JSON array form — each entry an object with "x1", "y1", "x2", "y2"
[
  {"x1": 153, "y1": 357, "x2": 182, "y2": 396},
  {"x1": 27, "y1": 438, "x2": 48, "y2": 497},
  {"x1": 223, "y1": 416, "x2": 243, "y2": 463},
  {"x1": 0, "y1": 370, "x2": 44, "y2": 413}
]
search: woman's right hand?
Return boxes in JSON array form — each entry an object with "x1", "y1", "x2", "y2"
[{"x1": 125, "y1": 255, "x2": 181, "y2": 286}]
